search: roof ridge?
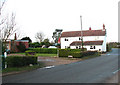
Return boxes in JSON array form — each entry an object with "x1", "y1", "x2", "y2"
[{"x1": 62, "y1": 29, "x2": 103, "y2": 33}]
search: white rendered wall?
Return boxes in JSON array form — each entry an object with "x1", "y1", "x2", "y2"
[
  {"x1": 70, "y1": 45, "x2": 102, "y2": 51},
  {"x1": 101, "y1": 35, "x2": 106, "y2": 52},
  {"x1": 85, "y1": 45, "x2": 102, "y2": 51},
  {"x1": 61, "y1": 36, "x2": 105, "y2": 49}
]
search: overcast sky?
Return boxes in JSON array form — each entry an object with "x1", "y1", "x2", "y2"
[{"x1": 2, "y1": 0, "x2": 119, "y2": 42}]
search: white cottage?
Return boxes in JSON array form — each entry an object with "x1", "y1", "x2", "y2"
[{"x1": 60, "y1": 24, "x2": 106, "y2": 52}]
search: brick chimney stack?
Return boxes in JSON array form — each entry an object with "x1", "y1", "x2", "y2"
[
  {"x1": 103, "y1": 24, "x2": 105, "y2": 31},
  {"x1": 14, "y1": 33, "x2": 17, "y2": 40},
  {"x1": 89, "y1": 27, "x2": 91, "y2": 30}
]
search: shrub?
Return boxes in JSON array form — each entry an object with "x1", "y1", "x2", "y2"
[
  {"x1": 6, "y1": 56, "x2": 37, "y2": 67},
  {"x1": 27, "y1": 48, "x2": 57, "y2": 54},
  {"x1": 106, "y1": 43, "x2": 112, "y2": 52}
]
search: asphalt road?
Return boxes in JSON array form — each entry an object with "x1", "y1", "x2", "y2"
[{"x1": 2, "y1": 48, "x2": 119, "y2": 83}]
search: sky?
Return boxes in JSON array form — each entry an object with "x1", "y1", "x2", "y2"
[{"x1": 1, "y1": 0, "x2": 119, "y2": 42}]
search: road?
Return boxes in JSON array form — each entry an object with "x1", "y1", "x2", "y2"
[{"x1": 2, "y1": 48, "x2": 119, "y2": 83}]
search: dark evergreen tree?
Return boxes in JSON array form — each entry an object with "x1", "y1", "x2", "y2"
[{"x1": 21, "y1": 37, "x2": 32, "y2": 43}]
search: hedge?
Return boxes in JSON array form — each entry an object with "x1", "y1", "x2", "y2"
[
  {"x1": 58, "y1": 49, "x2": 69, "y2": 57},
  {"x1": 72, "y1": 51, "x2": 99, "y2": 58},
  {"x1": 59, "y1": 49, "x2": 99, "y2": 58},
  {"x1": 27, "y1": 48, "x2": 57, "y2": 54},
  {"x1": 25, "y1": 50, "x2": 36, "y2": 56},
  {"x1": 58, "y1": 48, "x2": 86, "y2": 57},
  {"x1": 6, "y1": 56, "x2": 37, "y2": 67}
]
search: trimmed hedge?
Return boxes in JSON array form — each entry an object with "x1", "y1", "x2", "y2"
[
  {"x1": 59, "y1": 49, "x2": 99, "y2": 58},
  {"x1": 58, "y1": 48, "x2": 87, "y2": 57},
  {"x1": 70, "y1": 52, "x2": 82, "y2": 58},
  {"x1": 6, "y1": 56, "x2": 37, "y2": 67},
  {"x1": 72, "y1": 51, "x2": 99, "y2": 58},
  {"x1": 27, "y1": 48, "x2": 57, "y2": 54},
  {"x1": 25, "y1": 50, "x2": 36, "y2": 56},
  {"x1": 58, "y1": 49, "x2": 69, "y2": 57}
]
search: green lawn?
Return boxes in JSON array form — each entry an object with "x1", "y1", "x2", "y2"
[
  {"x1": 36, "y1": 53, "x2": 57, "y2": 57},
  {"x1": 14, "y1": 53, "x2": 25, "y2": 55},
  {"x1": 13, "y1": 53, "x2": 57, "y2": 57}
]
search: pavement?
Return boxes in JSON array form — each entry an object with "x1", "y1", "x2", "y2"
[
  {"x1": 2, "y1": 48, "x2": 119, "y2": 83},
  {"x1": 105, "y1": 72, "x2": 118, "y2": 83}
]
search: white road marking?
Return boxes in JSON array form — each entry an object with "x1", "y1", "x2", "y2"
[
  {"x1": 112, "y1": 69, "x2": 120, "y2": 74},
  {"x1": 44, "y1": 65, "x2": 55, "y2": 69}
]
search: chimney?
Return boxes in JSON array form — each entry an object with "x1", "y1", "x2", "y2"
[
  {"x1": 89, "y1": 27, "x2": 91, "y2": 30},
  {"x1": 103, "y1": 24, "x2": 105, "y2": 31},
  {"x1": 14, "y1": 33, "x2": 17, "y2": 40}
]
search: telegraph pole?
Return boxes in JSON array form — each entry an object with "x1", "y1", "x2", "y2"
[{"x1": 80, "y1": 16, "x2": 83, "y2": 49}]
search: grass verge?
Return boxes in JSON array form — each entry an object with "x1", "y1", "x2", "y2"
[
  {"x1": 36, "y1": 53, "x2": 57, "y2": 57},
  {"x1": 2, "y1": 62, "x2": 44, "y2": 74},
  {"x1": 10, "y1": 53, "x2": 57, "y2": 57}
]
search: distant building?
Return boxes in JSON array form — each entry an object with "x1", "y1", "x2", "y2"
[
  {"x1": 4, "y1": 33, "x2": 29, "y2": 52},
  {"x1": 60, "y1": 24, "x2": 106, "y2": 52}
]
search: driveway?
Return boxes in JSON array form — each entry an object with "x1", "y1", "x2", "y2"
[{"x1": 38, "y1": 56, "x2": 82, "y2": 66}]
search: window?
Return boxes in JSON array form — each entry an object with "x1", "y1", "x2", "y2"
[
  {"x1": 79, "y1": 46, "x2": 81, "y2": 49},
  {"x1": 90, "y1": 46, "x2": 96, "y2": 49},
  {"x1": 65, "y1": 38, "x2": 68, "y2": 41},
  {"x1": 99, "y1": 49, "x2": 101, "y2": 51},
  {"x1": 79, "y1": 38, "x2": 81, "y2": 40},
  {"x1": 90, "y1": 46, "x2": 93, "y2": 49},
  {"x1": 65, "y1": 46, "x2": 69, "y2": 49},
  {"x1": 76, "y1": 46, "x2": 78, "y2": 49},
  {"x1": 94, "y1": 46, "x2": 95, "y2": 49}
]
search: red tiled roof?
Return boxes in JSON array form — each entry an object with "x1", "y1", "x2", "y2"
[
  {"x1": 61, "y1": 30, "x2": 106, "y2": 37},
  {"x1": 70, "y1": 40, "x2": 103, "y2": 46}
]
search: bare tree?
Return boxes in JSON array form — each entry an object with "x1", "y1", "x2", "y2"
[
  {"x1": 1, "y1": 13, "x2": 17, "y2": 42},
  {"x1": 0, "y1": 0, "x2": 19, "y2": 42},
  {"x1": 0, "y1": 0, "x2": 6, "y2": 39},
  {"x1": 0, "y1": 0, "x2": 6, "y2": 16},
  {"x1": 35, "y1": 32, "x2": 44, "y2": 43}
]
